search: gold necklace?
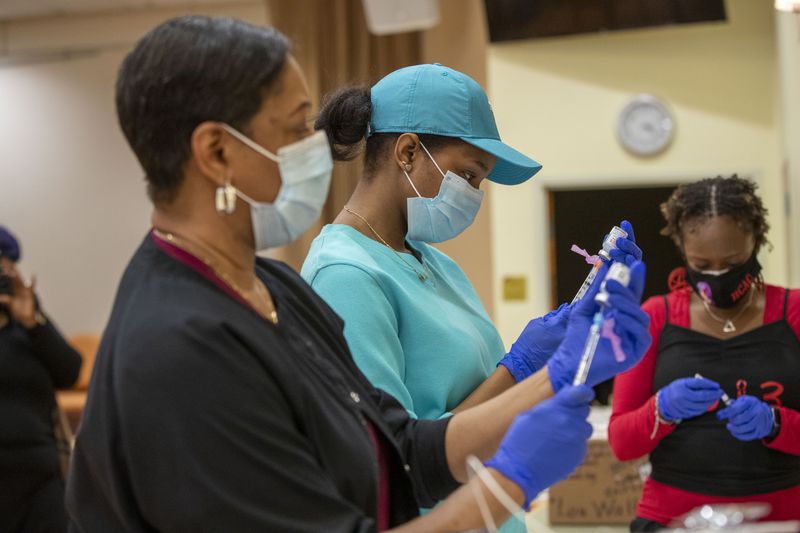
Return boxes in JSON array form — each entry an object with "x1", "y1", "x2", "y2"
[
  {"x1": 701, "y1": 287, "x2": 754, "y2": 333},
  {"x1": 153, "y1": 229, "x2": 278, "y2": 325},
  {"x1": 342, "y1": 206, "x2": 429, "y2": 282}
]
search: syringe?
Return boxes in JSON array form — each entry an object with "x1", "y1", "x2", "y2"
[
  {"x1": 571, "y1": 226, "x2": 628, "y2": 304},
  {"x1": 573, "y1": 263, "x2": 631, "y2": 386},
  {"x1": 694, "y1": 373, "x2": 732, "y2": 406}
]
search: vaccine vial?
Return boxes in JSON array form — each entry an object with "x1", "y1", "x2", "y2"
[
  {"x1": 594, "y1": 262, "x2": 631, "y2": 306},
  {"x1": 597, "y1": 226, "x2": 629, "y2": 261},
  {"x1": 571, "y1": 225, "x2": 629, "y2": 304}
]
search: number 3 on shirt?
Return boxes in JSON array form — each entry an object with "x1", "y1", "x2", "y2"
[{"x1": 707, "y1": 379, "x2": 784, "y2": 411}]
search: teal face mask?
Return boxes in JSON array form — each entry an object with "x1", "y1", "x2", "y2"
[{"x1": 403, "y1": 142, "x2": 484, "y2": 243}]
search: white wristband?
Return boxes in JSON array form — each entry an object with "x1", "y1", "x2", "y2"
[{"x1": 466, "y1": 455, "x2": 527, "y2": 533}]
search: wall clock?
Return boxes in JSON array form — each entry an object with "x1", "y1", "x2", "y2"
[{"x1": 617, "y1": 94, "x2": 675, "y2": 157}]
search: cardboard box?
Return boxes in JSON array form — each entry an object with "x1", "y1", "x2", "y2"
[{"x1": 548, "y1": 439, "x2": 648, "y2": 525}]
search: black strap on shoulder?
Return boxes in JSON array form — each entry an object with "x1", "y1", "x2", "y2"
[
  {"x1": 663, "y1": 294, "x2": 670, "y2": 325},
  {"x1": 783, "y1": 287, "x2": 791, "y2": 320}
]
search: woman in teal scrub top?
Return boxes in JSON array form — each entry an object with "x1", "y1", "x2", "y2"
[{"x1": 302, "y1": 65, "x2": 641, "y2": 529}]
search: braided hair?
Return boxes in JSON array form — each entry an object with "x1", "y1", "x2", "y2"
[{"x1": 660, "y1": 175, "x2": 770, "y2": 291}]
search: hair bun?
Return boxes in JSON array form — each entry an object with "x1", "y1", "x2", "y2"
[{"x1": 315, "y1": 86, "x2": 371, "y2": 161}]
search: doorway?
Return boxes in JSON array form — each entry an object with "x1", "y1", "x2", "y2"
[
  {"x1": 549, "y1": 184, "x2": 685, "y2": 404},
  {"x1": 548, "y1": 185, "x2": 685, "y2": 308}
]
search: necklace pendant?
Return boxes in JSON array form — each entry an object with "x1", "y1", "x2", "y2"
[{"x1": 723, "y1": 320, "x2": 736, "y2": 333}]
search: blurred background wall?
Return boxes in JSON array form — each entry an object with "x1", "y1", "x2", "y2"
[
  {"x1": 0, "y1": 0, "x2": 493, "y2": 334},
  {"x1": 488, "y1": 0, "x2": 787, "y2": 343},
  {"x1": 1, "y1": 0, "x2": 798, "y2": 349}
]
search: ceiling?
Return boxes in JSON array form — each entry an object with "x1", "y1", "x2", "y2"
[{"x1": 0, "y1": 0, "x2": 257, "y2": 21}]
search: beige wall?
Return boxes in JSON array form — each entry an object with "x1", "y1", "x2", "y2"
[
  {"x1": 3, "y1": 0, "x2": 792, "y2": 342},
  {"x1": 0, "y1": 3, "x2": 268, "y2": 335},
  {"x1": 487, "y1": 0, "x2": 785, "y2": 345},
  {"x1": 422, "y1": 0, "x2": 495, "y2": 317},
  {"x1": 1, "y1": 0, "x2": 499, "y2": 335},
  {"x1": 777, "y1": 9, "x2": 800, "y2": 288}
]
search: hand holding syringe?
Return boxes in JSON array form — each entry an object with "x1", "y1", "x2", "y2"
[
  {"x1": 546, "y1": 259, "x2": 651, "y2": 392},
  {"x1": 694, "y1": 373, "x2": 733, "y2": 406},
  {"x1": 573, "y1": 263, "x2": 631, "y2": 385}
]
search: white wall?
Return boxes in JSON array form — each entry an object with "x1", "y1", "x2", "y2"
[
  {"x1": 487, "y1": 0, "x2": 785, "y2": 345},
  {"x1": 0, "y1": 3, "x2": 268, "y2": 335}
]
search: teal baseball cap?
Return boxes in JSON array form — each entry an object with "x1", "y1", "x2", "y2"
[{"x1": 367, "y1": 63, "x2": 541, "y2": 185}]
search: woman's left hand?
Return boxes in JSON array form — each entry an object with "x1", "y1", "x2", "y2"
[
  {"x1": 0, "y1": 263, "x2": 39, "y2": 329},
  {"x1": 608, "y1": 220, "x2": 643, "y2": 267},
  {"x1": 499, "y1": 303, "x2": 572, "y2": 382},
  {"x1": 717, "y1": 395, "x2": 775, "y2": 441}
]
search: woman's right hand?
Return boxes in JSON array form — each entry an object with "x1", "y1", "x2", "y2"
[
  {"x1": 658, "y1": 377, "x2": 723, "y2": 422},
  {"x1": 547, "y1": 260, "x2": 651, "y2": 392},
  {"x1": 484, "y1": 385, "x2": 594, "y2": 508},
  {"x1": 0, "y1": 262, "x2": 38, "y2": 329}
]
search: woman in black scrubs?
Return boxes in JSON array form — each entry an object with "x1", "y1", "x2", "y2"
[
  {"x1": 0, "y1": 227, "x2": 82, "y2": 533},
  {"x1": 66, "y1": 16, "x2": 652, "y2": 532}
]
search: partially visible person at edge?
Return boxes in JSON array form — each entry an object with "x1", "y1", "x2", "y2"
[
  {"x1": 302, "y1": 67, "x2": 642, "y2": 532},
  {"x1": 66, "y1": 16, "x2": 652, "y2": 532},
  {"x1": 0, "y1": 226, "x2": 82, "y2": 533},
  {"x1": 609, "y1": 176, "x2": 800, "y2": 531}
]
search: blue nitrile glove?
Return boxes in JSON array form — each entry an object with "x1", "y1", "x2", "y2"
[
  {"x1": 608, "y1": 220, "x2": 643, "y2": 267},
  {"x1": 546, "y1": 260, "x2": 651, "y2": 392},
  {"x1": 485, "y1": 385, "x2": 594, "y2": 508},
  {"x1": 717, "y1": 395, "x2": 775, "y2": 441},
  {"x1": 499, "y1": 303, "x2": 572, "y2": 382},
  {"x1": 658, "y1": 377, "x2": 723, "y2": 422}
]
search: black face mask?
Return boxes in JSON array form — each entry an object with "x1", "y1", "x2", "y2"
[{"x1": 686, "y1": 254, "x2": 761, "y2": 309}]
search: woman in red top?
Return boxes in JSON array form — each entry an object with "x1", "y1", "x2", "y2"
[{"x1": 609, "y1": 175, "x2": 800, "y2": 531}]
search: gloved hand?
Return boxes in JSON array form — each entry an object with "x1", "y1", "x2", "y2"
[
  {"x1": 546, "y1": 261, "x2": 651, "y2": 392},
  {"x1": 485, "y1": 385, "x2": 594, "y2": 508},
  {"x1": 499, "y1": 303, "x2": 572, "y2": 382},
  {"x1": 717, "y1": 395, "x2": 775, "y2": 441},
  {"x1": 658, "y1": 377, "x2": 723, "y2": 422},
  {"x1": 608, "y1": 220, "x2": 643, "y2": 267}
]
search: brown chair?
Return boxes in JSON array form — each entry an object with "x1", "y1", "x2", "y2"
[{"x1": 56, "y1": 333, "x2": 100, "y2": 432}]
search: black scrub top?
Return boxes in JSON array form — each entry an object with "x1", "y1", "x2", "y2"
[
  {"x1": 651, "y1": 291, "x2": 800, "y2": 496},
  {"x1": 0, "y1": 315, "x2": 81, "y2": 477},
  {"x1": 66, "y1": 236, "x2": 458, "y2": 532}
]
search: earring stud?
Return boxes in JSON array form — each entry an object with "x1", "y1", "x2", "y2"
[{"x1": 403, "y1": 162, "x2": 412, "y2": 172}]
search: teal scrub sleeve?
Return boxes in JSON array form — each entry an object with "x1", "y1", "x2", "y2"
[{"x1": 309, "y1": 264, "x2": 419, "y2": 418}]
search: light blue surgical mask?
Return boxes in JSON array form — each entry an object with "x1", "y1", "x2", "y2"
[
  {"x1": 222, "y1": 125, "x2": 333, "y2": 251},
  {"x1": 403, "y1": 142, "x2": 484, "y2": 243}
]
